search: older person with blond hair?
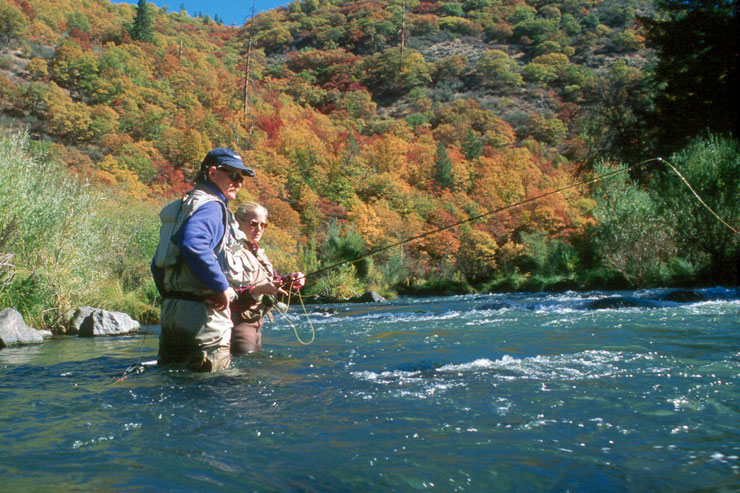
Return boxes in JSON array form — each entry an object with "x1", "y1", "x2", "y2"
[{"x1": 227, "y1": 202, "x2": 305, "y2": 354}]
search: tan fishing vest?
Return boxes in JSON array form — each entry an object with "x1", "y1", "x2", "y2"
[
  {"x1": 226, "y1": 242, "x2": 276, "y2": 319},
  {"x1": 160, "y1": 186, "x2": 243, "y2": 297},
  {"x1": 226, "y1": 242, "x2": 274, "y2": 290}
]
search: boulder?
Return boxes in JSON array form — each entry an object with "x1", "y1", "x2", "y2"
[
  {"x1": 0, "y1": 308, "x2": 43, "y2": 348},
  {"x1": 311, "y1": 307, "x2": 339, "y2": 316},
  {"x1": 352, "y1": 291, "x2": 386, "y2": 303},
  {"x1": 78, "y1": 309, "x2": 140, "y2": 337},
  {"x1": 67, "y1": 306, "x2": 96, "y2": 335}
]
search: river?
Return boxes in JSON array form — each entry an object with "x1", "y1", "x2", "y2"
[{"x1": 2, "y1": 288, "x2": 739, "y2": 491}]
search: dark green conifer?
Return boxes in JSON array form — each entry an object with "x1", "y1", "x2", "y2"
[
  {"x1": 645, "y1": 0, "x2": 740, "y2": 155},
  {"x1": 462, "y1": 129, "x2": 482, "y2": 161},
  {"x1": 130, "y1": 0, "x2": 154, "y2": 43},
  {"x1": 434, "y1": 142, "x2": 454, "y2": 190}
]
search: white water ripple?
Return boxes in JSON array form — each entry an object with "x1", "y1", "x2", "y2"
[{"x1": 436, "y1": 350, "x2": 626, "y2": 381}]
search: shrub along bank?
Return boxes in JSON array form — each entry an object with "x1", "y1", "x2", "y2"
[{"x1": 0, "y1": 130, "x2": 160, "y2": 331}]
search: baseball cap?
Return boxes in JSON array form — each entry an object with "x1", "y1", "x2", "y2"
[{"x1": 201, "y1": 148, "x2": 256, "y2": 176}]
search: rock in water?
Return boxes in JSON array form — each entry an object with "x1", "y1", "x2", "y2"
[
  {"x1": 67, "y1": 306, "x2": 97, "y2": 335},
  {"x1": 584, "y1": 296, "x2": 660, "y2": 310},
  {"x1": 661, "y1": 290, "x2": 706, "y2": 303},
  {"x1": 353, "y1": 291, "x2": 386, "y2": 303},
  {"x1": 0, "y1": 308, "x2": 44, "y2": 348},
  {"x1": 78, "y1": 309, "x2": 140, "y2": 337}
]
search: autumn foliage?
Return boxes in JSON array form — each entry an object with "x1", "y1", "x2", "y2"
[{"x1": 0, "y1": 0, "x2": 657, "y2": 296}]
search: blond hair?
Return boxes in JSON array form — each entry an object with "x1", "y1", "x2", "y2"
[{"x1": 236, "y1": 202, "x2": 268, "y2": 220}]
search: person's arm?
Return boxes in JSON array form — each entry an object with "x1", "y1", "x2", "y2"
[
  {"x1": 179, "y1": 202, "x2": 229, "y2": 294},
  {"x1": 280, "y1": 272, "x2": 306, "y2": 290},
  {"x1": 253, "y1": 280, "x2": 288, "y2": 297},
  {"x1": 209, "y1": 287, "x2": 236, "y2": 311}
]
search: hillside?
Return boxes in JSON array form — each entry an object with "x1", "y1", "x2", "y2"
[{"x1": 0, "y1": 0, "x2": 668, "y2": 303}]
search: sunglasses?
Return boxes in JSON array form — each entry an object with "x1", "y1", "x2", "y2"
[
  {"x1": 217, "y1": 167, "x2": 244, "y2": 183},
  {"x1": 248, "y1": 220, "x2": 268, "y2": 230}
]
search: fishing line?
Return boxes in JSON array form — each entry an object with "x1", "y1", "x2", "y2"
[
  {"x1": 658, "y1": 158, "x2": 738, "y2": 234},
  {"x1": 296, "y1": 157, "x2": 737, "y2": 283},
  {"x1": 299, "y1": 159, "x2": 651, "y2": 283},
  {"x1": 117, "y1": 293, "x2": 158, "y2": 382},
  {"x1": 275, "y1": 159, "x2": 650, "y2": 341},
  {"x1": 274, "y1": 289, "x2": 316, "y2": 345}
]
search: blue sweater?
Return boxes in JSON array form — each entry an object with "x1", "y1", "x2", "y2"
[{"x1": 151, "y1": 183, "x2": 230, "y2": 295}]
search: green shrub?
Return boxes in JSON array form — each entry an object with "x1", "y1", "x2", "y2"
[
  {"x1": 517, "y1": 232, "x2": 578, "y2": 276},
  {"x1": 406, "y1": 113, "x2": 429, "y2": 128},
  {"x1": 580, "y1": 266, "x2": 629, "y2": 290},
  {"x1": 440, "y1": 3, "x2": 464, "y2": 17},
  {"x1": 480, "y1": 272, "x2": 527, "y2": 293},
  {"x1": 661, "y1": 257, "x2": 699, "y2": 287},
  {"x1": 0, "y1": 274, "x2": 56, "y2": 328},
  {"x1": 401, "y1": 274, "x2": 473, "y2": 297},
  {"x1": 656, "y1": 134, "x2": 740, "y2": 283},
  {"x1": 305, "y1": 264, "x2": 365, "y2": 301},
  {"x1": 0, "y1": 130, "x2": 159, "y2": 330},
  {"x1": 591, "y1": 160, "x2": 674, "y2": 287},
  {"x1": 381, "y1": 250, "x2": 412, "y2": 292},
  {"x1": 320, "y1": 221, "x2": 369, "y2": 279}
]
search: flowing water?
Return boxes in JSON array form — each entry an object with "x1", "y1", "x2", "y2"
[{"x1": 2, "y1": 288, "x2": 739, "y2": 491}]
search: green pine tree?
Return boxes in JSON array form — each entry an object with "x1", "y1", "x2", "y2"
[
  {"x1": 434, "y1": 141, "x2": 454, "y2": 190},
  {"x1": 130, "y1": 0, "x2": 154, "y2": 43},
  {"x1": 461, "y1": 128, "x2": 482, "y2": 161}
]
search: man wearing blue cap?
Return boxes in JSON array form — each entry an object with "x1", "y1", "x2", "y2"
[{"x1": 152, "y1": 148, "x2": 256, "y2": 371}]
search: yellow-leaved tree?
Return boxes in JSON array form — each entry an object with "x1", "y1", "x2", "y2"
[{"x1": 456, "y1": 228, "x2": 499, "y2": 283}]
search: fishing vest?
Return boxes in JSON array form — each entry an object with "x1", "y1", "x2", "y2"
[
  {"x1": 227, "y1": 242, "x2": 275, "y2": 288},
  {"x1": 154, "y1": 185, "x2": 243, "y2": 297},
  {"x1": 226, "y1": 242, "x2": 277, "y2": 321}
]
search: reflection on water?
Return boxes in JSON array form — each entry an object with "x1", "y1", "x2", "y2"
[
  {"x1": 1, "y1": 288, "x2": 739, "y2": 490},
  {"x1": 0, "y1": 344, "x2": 46, "y2": 365},
  {"x1": 0, "y1": 331, "x2": 158, "y2": 367}
]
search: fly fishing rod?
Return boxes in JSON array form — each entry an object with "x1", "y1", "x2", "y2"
[
  {"x1": 298, "y1": 158, "x2": 648, "y2": 283},
  {"x1": 121, "y1": 155, "x2": 737, "y2": 373},
  {"x1": 273, "y1": 157, "x2": 650, "y2": 347},
  {"x1": 291, "y1": 156, "x2": 737, "y2": 285}
]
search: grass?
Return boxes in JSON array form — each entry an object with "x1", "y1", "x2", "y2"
[{"x1": 0, "y1": 130, "x2": 160, "y2": 331}]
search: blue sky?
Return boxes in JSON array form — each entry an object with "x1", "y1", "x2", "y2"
[{"x1": 115, "y1": 1, "x2": 290, "y2": 26}]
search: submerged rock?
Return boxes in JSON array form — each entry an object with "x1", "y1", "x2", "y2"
[
  {"x1": 78, "y1": 309, "x2": 140, "y2": 337},
  {"x1": 584, "y1": 297, "x2": 659, "y2": 310},
  {"x1": 0, "y1": 308, "x2": 43, "y2": 348},
  {"x1": 661, "y1": 290, "x2": 706, "y2": 303},
  {"x1": 478, "y1": 302, "x2": 517, "y2": 311},
  {"x1": 312, "y1": 307, "x2": 339, "y2": 315}
]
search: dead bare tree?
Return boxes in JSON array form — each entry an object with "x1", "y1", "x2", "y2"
[
  {"x1": 237, "y1": 0, "x2": 259, "y2": 149},
  {"x1": 243, "y1": 0, "x2": 256, "y2": 121},
  {"x1": 0, "y1": 253, "x2": 15, "y2": 290},
  {"x1": 399, "y1": 0, "x2": 406, "y2": 67}
]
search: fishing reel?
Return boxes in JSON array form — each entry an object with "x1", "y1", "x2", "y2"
[{"x1": 278, "y1": 274, "x2": 301, "y2": 292}]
